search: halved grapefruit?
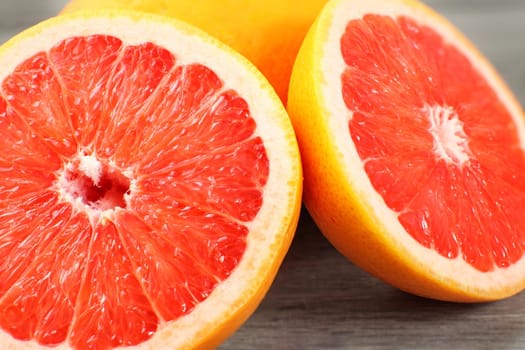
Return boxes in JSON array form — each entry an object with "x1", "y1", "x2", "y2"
[
  {"x1": 0, "y1": 10, "x2": 302, "y2": 349},
  {"x1": 288, "y1": 0, "x2": 525, "y2": 302}
]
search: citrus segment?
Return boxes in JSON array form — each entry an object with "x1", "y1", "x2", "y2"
[
  {"x1": 48, "y1": 35, "x2": 124, "y2": 148},
  {"x1": 0, "y1": 11, "x2": 301, "y2": 349},
  {"x1": 288, "y1": 0, "x2": 525, "y2": 301},
  {"x1": 69, "y1": 221, "x2": 158, "y2": 349},
  {"x1": 0, "y1": 193, "x2": 65, "y2": 298},
  {"x1": 2, "y1": 53, "x2": 75, "y2": 157},
  {"x1": 114, "y1": 209, "x2": 247, "y2": 318},
  {"x1": 136, "y1": 137, "x2": 268, "y2": 222},
  {"x1": 92, "y1": 42, "x2": 176, "y2": 159},
  {"x1": 0, "y1": 211, "x2": 91, "y2": 346}
]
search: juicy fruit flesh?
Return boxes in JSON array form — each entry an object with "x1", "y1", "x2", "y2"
[
  {"x1": 0, "y1": 35, "x2": 269, "y2": 349},
  {"x1": 342, "y1": 14, "x2": 525, "y2": 272}
]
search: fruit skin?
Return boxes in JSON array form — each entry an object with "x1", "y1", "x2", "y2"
[
  {"x1": 0, "y1": 10, "x2": 303, "y2": 349},
  {"x1": 60, "y1": 0, "x2": 328, "y2": 103},
  {"x1": 287, "y1": 0, "x2": 525, "y2": 302}
]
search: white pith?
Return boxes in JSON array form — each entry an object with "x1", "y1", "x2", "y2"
[
  {"x1": 55, "y1": 152, "x2": 134, "y2": 226},
  {"x1": 0, "y1": 12, "x2": 300, "y2": 350},
  {"x1": 78, "y1": 154, "x2": 102, "y2": 185},
  {"x1": 320, "y1": 0, "x2": 525, "y2": 290},
  {"x1": 425, "y1": 104, "x2": 472, "y2": 165}
]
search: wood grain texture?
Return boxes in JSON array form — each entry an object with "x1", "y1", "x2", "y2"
[{"x1": 0, "y1": 1, "x2": 524, "y2": 349}]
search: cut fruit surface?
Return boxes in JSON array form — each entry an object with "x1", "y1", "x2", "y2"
[
  {"x1": 60, "y1": 0, "x2": 328, "y2": 103},
  {"x1": 0, "y1": 10, "x2": 302, "y2": 350},
  {"x1": 288, "y1": 0, "x2": 525, "y2": 301}
]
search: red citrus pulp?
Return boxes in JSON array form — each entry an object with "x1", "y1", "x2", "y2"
[{"x1": 0, "y1": 11, "x2": 302, "y2": 350}]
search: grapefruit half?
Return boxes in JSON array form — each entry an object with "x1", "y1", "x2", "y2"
[
  {"x1": 0, "y1": 10, "x2": 302, "y2": 350},
  {"x1": 288, "y1": 0, "x2": 525, "y2": 302}
]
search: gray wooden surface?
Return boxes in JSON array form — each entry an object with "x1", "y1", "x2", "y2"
[{"x1": 1, "y1": 1, "x2": 524, "y2": 349}]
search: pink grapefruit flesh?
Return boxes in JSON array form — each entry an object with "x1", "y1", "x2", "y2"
[
  {"x1": 0, "y1": 34, "x2": 269, "y2": 349},
  {"x1": 342, "y1": 14, "x2": 525, "y2": 273}
]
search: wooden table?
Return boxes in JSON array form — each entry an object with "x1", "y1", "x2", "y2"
[{"x1": 1, "y1": 1, "x2": 525, "y2": 349}]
